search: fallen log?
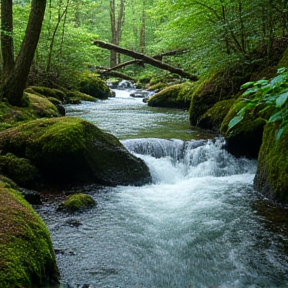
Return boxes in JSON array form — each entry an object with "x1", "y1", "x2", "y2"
[{"x1": 93, "y1": 40, "x2": 198, "y2": 81}]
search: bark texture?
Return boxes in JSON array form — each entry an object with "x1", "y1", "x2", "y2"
[
  {"x1": 94, "y1": 40, "x2": 198, "y2": 81},
  {"x1": 2, "y1": 0, "x2": 46, "y2": 106}
]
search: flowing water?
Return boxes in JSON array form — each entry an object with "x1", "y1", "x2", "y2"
[{"x1": 38, "y1": 90, "x2": 288, "y2": 288}]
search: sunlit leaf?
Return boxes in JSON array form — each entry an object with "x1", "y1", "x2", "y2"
[
  {"x1": 276, "y1": 90, "x2": 288, "y2": 108},
  {"x1": 268, "y1": 111, "x2": 283, "y2": 123},
  {"x1": 228, "y1": 116, "x2": 244, "y2": 129},
  {"x1": 240, "y1": 82, "x2": 255, "y2": 90}
]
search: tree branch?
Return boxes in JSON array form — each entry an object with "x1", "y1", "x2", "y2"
[{"x1": 93, "y1": 40, "x2": 198, "y2": 81}]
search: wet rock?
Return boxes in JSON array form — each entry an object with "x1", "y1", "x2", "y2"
[
  {"x1": 0, "y1": 180, "x2": 60, "y2": 286},
  {"x1": 58, "y1": 193, "x2": 96, "y2": 213},
  {"x1": 0, "y1": 117, "x2": 152, "y2": 189},
  {"x1": 20, "y1": 188, "x2": 42, "y2": 205}
]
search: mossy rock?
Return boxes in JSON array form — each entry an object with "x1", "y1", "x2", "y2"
[
  {"x1": 78, "y1": 72, "x2": 112, "y2": 100},
  {"x1": 25, "y1": 86, "x2": 67, "y2": 102},
  {"x1": 0, "y1": 153, "x2": 41, "y2": 188},
  {"x1": 0, "y1": 94, "x2": 62, "y2": 132},
  {"x1": 0, "y1": 117, "x2": 152, "y2": 188},
  {"x1": 148, "y1": 82, "x2": 192, "y2": 109},
  {"x1": 254, "y1": 122, "x2": 288, "y2": 203},
  {"x1": 26, "y1": 92, "x2": 61, "y2": 118},
  {"x1": 198, "y1": 98, "x2": 235, "y2": 131},
  {"x1": 0, "y1": 181, "x2": 59, "y2": 287},
  {"x1": 189, "y1": 69, "x2": 252, "y2": 126},
  {"x1": 58, "y1": 193, "x2": 96, "y2": 213},
  {"x1": 220, "y1": 93, "x2": 277, "y2": 158},
  {"x1": 65, "y1": 90, "x2": 97, "y2": 103}
]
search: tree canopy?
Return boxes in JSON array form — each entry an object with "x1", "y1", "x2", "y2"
[{"x1": 1, "y1": 0, "x2": 288, "y2": 94}]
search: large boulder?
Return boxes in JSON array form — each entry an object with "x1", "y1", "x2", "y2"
[
  {"x1": 0, "y1": 180, "x2": 59, "y2": 287},
  {"x1": 254, "y1": 122, "x2": 288, "y2": 203},
  {"x1": 197, "y1": 98, "x2": 235, "y2": 132},
  {"x1": 220, "y1": 96, "x2": 268, "y2": 158},
  {"x1": 0, "y1": 117, "x2": 152, "y2": 188},
  {"x1": 78, "y1": 72, "x2": 113, "y2": 100},
  {"x1": 148, "y1": 82, "x2": 193, "y2": 109}
]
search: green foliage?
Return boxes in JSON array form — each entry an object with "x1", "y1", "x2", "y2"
[{"x1": 228, "y1": 68, "x2": 288, "y2": 140}]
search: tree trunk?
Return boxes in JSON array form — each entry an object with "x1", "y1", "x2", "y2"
[
  {"x1": 110, "y1": 0, "x2": 125, "y2": 66},
  {"x1": 1, "y1": 0, "x2": 14, "y2": 80},
  {"x1": 93, "y1": 40, "x2": 198, "y2": 80},
  {"x1": 2, "y1": 0, "x2": 47, "y2": 106},
  {"x1": 140, "y1": 4, "x2": 146, "y2": 54}
]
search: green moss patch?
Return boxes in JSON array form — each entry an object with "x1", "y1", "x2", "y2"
[
  {"x1": 148, "y1": 82, "x2": 193, "y2": 109},
  {"x1": 254, "y1": 122, "x2": 288, "y2": 203},
  {"x1": 0, "y1": 181, "x2": 59, "y2": 287},
  {"x1": 58, "y1": 193, "x2": 96, "y2": 213},
  {"x1": 0, "y1": 117, "x2": 152, "y2": 188},
  {"x1": 77, "y1": 72, "x2": 112, "y2": 99},
  {"x1": 0, "y1": 153, "x2": 41, "y2": 188},
  {"x1": 198, "y1": 98, "x2": 235, "y2": 131}
]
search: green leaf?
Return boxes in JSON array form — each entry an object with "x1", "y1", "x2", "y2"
[
  {"x1": 240, "y1": 82, "x2": 255, "y2": 90},
  {"x1": 277, "y1": 67, "x2": 287, "y2": 74},
  {"x1": 228, "y1": 116, "x2": 244, "y2": 129},
  {"x1": 270, "y1": 74, "x2": 287, "y2": 87},
  {"x1": 276, "y1": 90, "x2": 288, "y2": 108},
  {"x1": 275, "y1": 127, "x2": 284, "y2": 141},
  {"x1": 242, "y1": 88, "x2": 258, "y2": 96},
  {"x1": 261, "y1": 85, "x2": 274, "y2": 96},
  {"x1": 268, "y1": 111, "x2": 283, "y2": 123},
  {"x1": 255, "y1": 79, "x2": 269, "y2": 86}
]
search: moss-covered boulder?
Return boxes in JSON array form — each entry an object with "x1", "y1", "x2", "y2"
[
  {"x1": 78, "y1": 72, "x2": 112, "y2": 100},
  {"x1": 189, "y1": 67, "x2": 254, "y2": 126},
  {"x1": 254, "y1": 122, "x2": 288, "y2": 203},
  {"x1": 0, "y1": 93, "x2": 63, "y2": 132},
  {"x1": 25, "y1": 86, "x2": 67, "y2": 102},
  {"x1": 0, "y1": 181, "x2": 59, "y2": 287},
  {"x1": 58, "y1": 193, "x2": 96, "y2": 213},
  {"x1": 197, "y1": 98, "x2": 235, "y2": 131},
  {"x1": 0, "y1": 117, "x2": 151, "y2": 188},
  {"x1": 220, "y1": 96, "x2": 269, "y2": 158},
  {"x1": 148, "y1": 82, "x2": 193, "y2": 109},
  {"x1": 0, "y1": 153, "x2": 41, "y2": 189}
]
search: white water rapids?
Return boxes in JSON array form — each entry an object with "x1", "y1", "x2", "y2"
[{"x1": 38, "y1": 90, "x2": 288, "y2": 288}]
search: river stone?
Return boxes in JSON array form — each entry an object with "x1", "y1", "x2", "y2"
[
  {"x1": 58, "y1": 193, "x2": 96, "y2": 213},
  {"x1": 254, "y1": 122, "x2": 288, "y2": 204},
  {"x1": 0, "y1": 180, "x2": 59, "y2": 287},
  {"x1": 0, "y1": 117, "x2": 152, "y2": 189}
]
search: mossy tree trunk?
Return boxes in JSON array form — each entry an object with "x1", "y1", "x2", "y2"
[{"x1": 1, "y1": 0, "x2": 46, "y2": 106}]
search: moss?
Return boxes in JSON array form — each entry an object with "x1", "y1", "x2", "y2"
[
  {"x1": 77, "y1": 72, "x2": 112, "y2": 100},
  {"x1": 65, "y1": 90, "x2": 97, "y2": 103},
  {"x1": 0, "y1": 181, "x2": 59, "y2": 287},
  {"x1": 220, "y1": 90, "x2": 279, "y2": 158},
  {"x1": 254, "y1": 122, "x2": 288, "y2": 204},
  {"x1": 59, "y1": 193, "x2": 96, "y2": 213},
  {"x1": 26, "y1": 93, "x2": 60, "y2": 118},
  {"x1": 278, "y1": 47, "x2": 288, "y2": 69},
  {"x1": 0, "y1": 117, "x2": 152, "y2": 188},
  {"x1": 25, "y1": 86, "x2": 67, "y2": 102},
  {"x1": 198, "y1": 98, "x2": 235, "y2": 131},
  {"x1": 148, "y1": 83, "x2": 191, "y2": 109},
  {"x1": 0, "y1": 153, "x2": 41, "y2": 188},
  {"x1": 189, "y1": 67, "x2": 252, "y2": 126},
  {"x1": 0, "y1": 93, "x2": 62, "y2": 132}
]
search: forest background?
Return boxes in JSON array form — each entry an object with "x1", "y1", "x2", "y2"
[{"x1": 1, "y1": 0, "x2": 288, "y2": 89}]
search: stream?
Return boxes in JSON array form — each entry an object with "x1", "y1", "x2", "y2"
[{"x1": 38, "y1": 90, "x2": 288, "y2": 288}]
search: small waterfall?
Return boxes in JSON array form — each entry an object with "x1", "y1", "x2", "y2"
[{"x1": 122, "y1": 137, "x2": 257, "y2": 181}]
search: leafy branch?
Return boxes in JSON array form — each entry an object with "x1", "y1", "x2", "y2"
[{"x1": 228, "y1": 67, "x2": 288, "y2": 141}]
